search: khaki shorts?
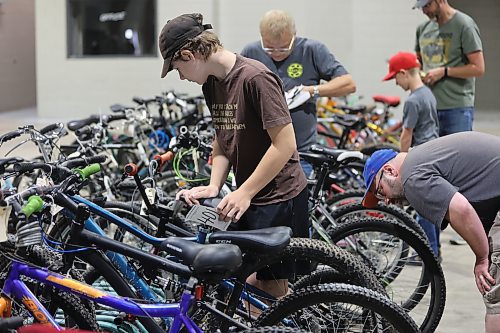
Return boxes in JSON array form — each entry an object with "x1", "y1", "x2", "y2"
[{"x1": 484, "y1": 218, "x2": 500, "y2": 314}]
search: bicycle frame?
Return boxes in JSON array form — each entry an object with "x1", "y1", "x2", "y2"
[
  {"x1": 1, "y1": 259, "x2": 202, "y2": 333},
  {"x1": 66, "y1": 195, "x2": 272, "y2": 315}
]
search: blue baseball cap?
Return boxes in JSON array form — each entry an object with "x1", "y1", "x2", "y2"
[{"x1": 362, "y1": 149, "x2": 398, "y2": 208}]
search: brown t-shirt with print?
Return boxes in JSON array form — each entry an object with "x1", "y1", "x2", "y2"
[{"x1": 202, "y1": 55, "x2": 307, "y2": 205}]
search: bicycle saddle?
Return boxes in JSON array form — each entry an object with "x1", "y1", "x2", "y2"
[
  {"x1": 160, "y1": 237, "x2": 242, "y2": 280},
  {"x1": 67, "y1": 115, "x2": 101, "y2": 131},
  {"x1": 372, "y1": 95, "x2": 401, "y2": 107},
  {"x1": 310, "y1": 145, "x2": 364, "y2": 162},
  {"x1": 299, "y1": 152, "x2": 331, "y2": 166},
  {"x1": 208, "y1": 226, "x2": 292, "y2": 254}
]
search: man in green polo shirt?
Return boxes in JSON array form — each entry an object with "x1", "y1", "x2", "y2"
[{"x1": 414, "y1": 0, "x2": 485, "y2": 247}]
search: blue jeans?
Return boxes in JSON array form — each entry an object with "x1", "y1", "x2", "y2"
[
  {"x1": 300, "y1": 159, "x2": 313, "y2": 178},
  {"x1": 438, "y1": 107, "x2": 474, "y2": 137},
  {"x1": 416, "y1": 214, "x2": 440, "y2": 256}
]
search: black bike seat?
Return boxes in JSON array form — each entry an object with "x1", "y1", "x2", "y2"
[
  {"x1": 208, "y1": 226, "x2": 292, "y2": 254},
  {"x1": 299, "y1": 152, "x2": 332, "y2": 166},
  {"x1": 160, "y1": 238, "x2": 242, "y2": 278},
  {"x1": 334, "y1": 114, "x2": 364, "y2": 128},
  {"x1": 67, "y1": 115, "x2": 101, "y2": 131}
]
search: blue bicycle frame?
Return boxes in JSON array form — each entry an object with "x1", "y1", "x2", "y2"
[
  {"x1": 68, "y1": 195, "x2": 271, "y2": 315},
  {"x1": 1, "y1": 259, "x2": 203, "y2": 333}
]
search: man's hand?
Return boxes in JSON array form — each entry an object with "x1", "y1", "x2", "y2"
[
  {"x1": 423, "y1": 67, "x2": 446, "y2": 85},
  {"x1": 474, "y1": 257, "x2": 496, "y2": 294},
  {"x1": 176, "y1": 185, "x2": 219, "y2": 206},
  {"x1": 216, "y1": 188, "x2": 252, "y2": 222}
]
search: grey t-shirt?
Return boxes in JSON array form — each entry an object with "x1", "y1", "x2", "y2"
[
  {"x1": 401, "y1": 132, "x2": 500, "y2": 231},
  {"x1": 241, "y1": 37, "x2": 348, "y2": 152},
  {"x1": 402, "y1": 85, "x2": 438, "y2": 147},
  {"x1": 415, "y1": 11, "x2": 483, "y2": 110}
]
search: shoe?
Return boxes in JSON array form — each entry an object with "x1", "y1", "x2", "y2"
[
  {"x1": 406, "y1": 255, "x2": 422, "y2": 266},
  {"x1": 407, "y1": 254, "x2": 442, "y2": 266},
  {"x1": 449, "y1": 237, "x2": 467, "y2": 245}
]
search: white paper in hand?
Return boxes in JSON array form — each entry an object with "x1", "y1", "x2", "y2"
[
  {"x1": 285, "y1": 85, "x2": 311, "y2": 110},
  {"x1": 185, "y1": 205, "x2": 232, "y2": 231}
]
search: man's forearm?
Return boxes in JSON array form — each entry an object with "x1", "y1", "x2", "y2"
[
  {"x1": 305, "y1": 74, "x2": 356, "y2": 98},
  {"x1": 448, "y1": 193, "x2": 489, "y2": 260},
  {"x1": 447, "y1": 64, "x2": 484, "y2": 79}
]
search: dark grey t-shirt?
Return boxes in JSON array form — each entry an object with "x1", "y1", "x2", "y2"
[
  {"x1": 402, "y1": 85, "x2": 438, "y2": 147},
  {"x1": 401, "y1": 132, "x2": 500, "y2": 231},
  {"x1": 241, "y1": 37, "x2": 348, "y2": 152}
]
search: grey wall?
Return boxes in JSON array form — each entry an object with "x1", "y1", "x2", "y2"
[
  {"x1": 452, "y1": 0, "x2": 500, "y2": 112},
  {"x1": 0, "y1": 0, "x2": 36, "y2": 112},
  {"x1": 33, "y1": 0, "x2": 497, "y2": 119}
]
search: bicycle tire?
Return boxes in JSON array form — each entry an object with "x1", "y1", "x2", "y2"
[
  {"x1": 327, "y1": 218, "x2": 446, "y2": 333},
  {"x1": 255, "y1": 238, "x2": 386, "y2": 294},
  {"x1": 360, "y1": 143, "x2": 400, "y2": 155},
  {"x1": 0, "y1": 246, "x2": 98, "y2": 331},
  {"x1": 254, "y1": 283, "x2": 419, "y2": 333},
  {"x1": 327, "y1": 201, "x2": 425, "y2": 237}
]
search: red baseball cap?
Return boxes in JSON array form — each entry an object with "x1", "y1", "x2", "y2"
[{"x1": 382, "y1": 52, "x2": 420, "y2": 81}]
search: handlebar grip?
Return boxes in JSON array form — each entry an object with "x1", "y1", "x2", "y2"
[
  {"x1": 0, "y1": 129, "x2": 23, "y2": 143},
  {"x1": 104, "y1": 113, "x2": 127, "y2": 123},
  {"x1": 88, "y1": 155, "x2": 108, "y2": 164},
  {"x1": 75, "y1": 125, "x2": 92, "y2": 137},
  {"x1": 153, "y1": 151, "x2": 174, "y2": 166},
  {"x1": 39, "y1": 123, "x2": 61, "y2": 135},
  {"x1": 13, "y1": 162, "x2": 50, "y2": 174},
  {"x1": 74, "y1": 163, "x2": 101, "y2": 180},
  {"x1": 124, "y1": 163, "x2": 138, "y2": 176},
  {"x1": 62, "y1": 155, "x2": 108, "y2": 169},
  {"x1": 21, "y1": 195, "x2": 44, "y2": 218}
]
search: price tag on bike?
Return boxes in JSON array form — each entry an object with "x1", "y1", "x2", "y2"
[
  {"x1": 185, "y1": 205, "x2": 232, "y2": 231},
  {"x1": 0, "y1": 205, "x2": 12, "y2": 242}
]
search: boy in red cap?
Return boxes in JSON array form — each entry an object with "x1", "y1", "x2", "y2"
[{"x1": 383, "y1": 51, "x2": 440, "y2": 257}]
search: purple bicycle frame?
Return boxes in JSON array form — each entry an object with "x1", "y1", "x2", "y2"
[{"x1": 2, "y1": 259, "x2": 203, "y2": 333}]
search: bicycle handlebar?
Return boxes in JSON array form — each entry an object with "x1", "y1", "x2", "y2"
[
  {"x1": 39, "y1": 123, "x2": 62, "y2": 135},
  {"x1": 73, "y1": 163, "x2": 101, "y2": 180},
  {"x1": 61, "y1": 155, "x2": 107, "y2": 169},
  {"x1": 0, "y1": 129, "x2": 23, "y2": 143},
  {"x1": 153, "y1": 151, "x2": 174, "y2": 166},
  {"x1": 21, "y1": 195, "x2": 44, "y2": 218}
]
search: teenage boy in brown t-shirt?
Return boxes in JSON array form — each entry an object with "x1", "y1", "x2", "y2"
[{"x1": 159, "y1": 13, "x2": 309, "y2": 300}]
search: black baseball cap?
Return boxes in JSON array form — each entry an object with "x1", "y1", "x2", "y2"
[{"x1": 159, "y1": 13, "x2": 213, "y2": 78}]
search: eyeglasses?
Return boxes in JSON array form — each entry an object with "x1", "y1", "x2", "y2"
[
  {"x1": 260, "y1": 36, "x2": 295, "y2": 54},
  {"x1": 374, "y1": 170, "x2": 385, "y2": 200},
  {"x1": 422, "y1": 0, "x2": 435, "y2": 9}
]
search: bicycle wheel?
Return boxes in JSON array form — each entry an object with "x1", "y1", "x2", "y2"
[
  {"x1": 0, "y1": 246, "x2": 98, "y2": 331},
  {"x1": 327, "y1": 218, "x2": 446, "y2": 333},
  {"x1": 212, "y1": 237, "x2": 387, "y2": 327},
  {"x1": 254, "y1": 283, "x2": 419, "y2": 333},
  {"x1": 327, "y1": 201, "x2": 425, "y2": 237}
]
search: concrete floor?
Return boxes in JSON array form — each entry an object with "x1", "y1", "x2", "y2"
[{"x1": 0, "y1": 107, "x2": 498, "y2": 332}]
